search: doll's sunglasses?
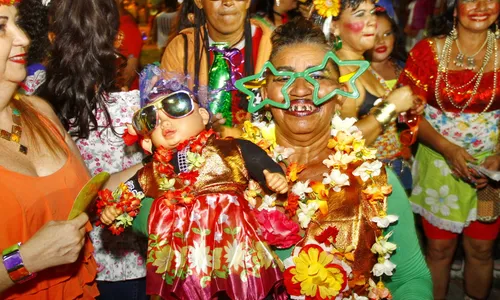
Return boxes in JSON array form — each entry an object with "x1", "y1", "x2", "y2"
[{"x1": 132, "y1": 91, "x2": 196, "y2": 135}]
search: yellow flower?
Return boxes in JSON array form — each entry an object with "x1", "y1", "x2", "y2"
[
  {"x1": 287, "y1": 162, "x2": 306, "y2": 183},
  {"x1": 314, "y1": 0, "x2": 341, "y2": 18},
  {"x1": 152, "y1": 245, "x2": 174, "y2": 274},
  {"x1": 290, "y1": 245, "x2": 347, "y2": 299},
  {"x1": 327, "y1": 131, "x2": 354, "y2": 153}
]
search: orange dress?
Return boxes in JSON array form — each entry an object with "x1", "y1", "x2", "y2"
[{"x1": 0, "y1": 112, "x2": 98, "y2": 299}]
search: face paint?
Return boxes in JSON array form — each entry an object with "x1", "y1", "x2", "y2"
[{"x1": 344, "y1": 21, "x2": 365, "y2": 34}]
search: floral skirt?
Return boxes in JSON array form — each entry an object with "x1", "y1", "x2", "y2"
[
  {"x1": 146, "y1": 192, "x2": 285, "y2": 300},
  {"x1": 410, "y1": 144, "x2": 491, "y2": 233}
]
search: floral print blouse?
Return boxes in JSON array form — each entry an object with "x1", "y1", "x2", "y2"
[{"x1": 72, "y1": 90, "x2": 147, "y2": 281}]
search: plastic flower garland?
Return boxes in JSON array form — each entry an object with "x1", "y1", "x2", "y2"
[
  {"x1": 96, "y1": 129, "x2": 217, "y2": 234},
  {"x1": 243, "y1": 115, "x2": 399, "y2": 300}
]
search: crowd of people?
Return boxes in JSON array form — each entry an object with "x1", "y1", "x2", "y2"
[{"x1": 2, "y1": 0, "x2": 500, "y2": 300}]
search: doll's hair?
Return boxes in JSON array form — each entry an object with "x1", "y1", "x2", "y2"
[{"x1": 139, "y1": 65, "x2": 209, "y2": 110}]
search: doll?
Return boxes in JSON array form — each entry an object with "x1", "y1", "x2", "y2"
[{"x1": 98, "y1": 73, "x2": 288, "y2": 300}]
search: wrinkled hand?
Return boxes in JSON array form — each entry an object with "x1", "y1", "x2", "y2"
[
  {"x1": 20, "y1": 213, "x2": 89, "y2": 273},
  {"x1": 386, "y1": 86, "x2": 419, "y2": 114},
  {"x1": 100, "y1": 206, "x2": 123, "y2": 225},
  {"x1": 442, "y1": 143, "x2": 477, "y2": 182},
  {"x1": 263, "y1": 170, "x2": 288, "y2": 194}
]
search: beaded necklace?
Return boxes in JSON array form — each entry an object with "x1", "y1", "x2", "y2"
[
  {"x1": 1, "y1": 98, "x2": 28, "y2": 155},
  {"x1": 435, "y1": 31, "x2": 498, "y2": 115}
]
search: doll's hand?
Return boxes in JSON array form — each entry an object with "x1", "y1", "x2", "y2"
[
  {"x1": 100, "y1": 206, "x2": 123, "y2": 225},
  {"x1": 263, "y1": 170, "x2": 288, "y2": 194}
]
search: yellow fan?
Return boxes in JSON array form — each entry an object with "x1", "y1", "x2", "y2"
[{"x1": 67, "y1": 172, "x2": 110, "y2": 220}]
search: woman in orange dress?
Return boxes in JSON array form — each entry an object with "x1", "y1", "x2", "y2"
[{"x1": 0, "y1": 1, "x2": 98, "y2": 299}]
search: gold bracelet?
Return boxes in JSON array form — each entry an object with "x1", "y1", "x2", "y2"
[{"x1": 370, "y1": 101, "x2": 397, "y2": 130}]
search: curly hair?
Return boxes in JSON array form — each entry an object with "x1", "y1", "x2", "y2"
[
  {"x1": 40, "y1": 0, "x2": 120, "y2": 139},
  {"x1": 270, "y1": 18, "x2": 331, "y2": 60},
  {"x1": 17, "y1": 0, "x2": 50, "y2": 66}
]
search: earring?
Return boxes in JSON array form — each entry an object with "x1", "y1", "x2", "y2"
[
  {"x1": 276, "y1": 0, "x2": 280, "y2": 7},
  {"x1": 495, "y1": 21, "x2": 500, "y2": 39},
  {"x1": 333, "y1": 34, "x2": 342, "y2": 51},
  {"x1": 450, "y1": 17, "x2": 458, "y2": 40}
]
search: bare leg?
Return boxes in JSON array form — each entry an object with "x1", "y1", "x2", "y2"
[
  {"x1": 425, "y1": 238, "x2": 458, "y2": 300},
  {"x1": 463, "y1": 236, "x2": 495, "y2": 300}
]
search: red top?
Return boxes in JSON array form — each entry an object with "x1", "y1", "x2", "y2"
[
  {"x1": 0, "y1": 112, "x2": 98, "y2": 299},
  {"x1": 118, "y1": 14, "x2": 143, "y2": 90},
  {"x1": 399, "y1": 39, "x2": 500, "y2": 113}
]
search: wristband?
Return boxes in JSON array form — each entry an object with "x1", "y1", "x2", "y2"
[
  {"x1": 2, "y1": 243, "x2": 36, "y2": 284},
  {"x1": 370, "y1": 101, "x2": 397, "y2": 130}
]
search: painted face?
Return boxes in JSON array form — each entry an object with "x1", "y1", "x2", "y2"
[
  {"x1": 197, "y1": 0, "x2": 250, "y2": 36},
  {"x1": 457, "y1": 0, "x2": 500, "y2": 32},
  {"x1": 333, "y1": 0, "x2": 377, "y2": 53},
  {"x1": 368, "y1": 15, "x2": 395, "y2": 63},
  {"x1": 276, "y1": 0, "x2": 298, "y2": 12},
  {"x1": 149, "y1": 104, "x2": 210, "y2": 150},
  {"x1": 0, "y1": 5, "x2": 29, "y2": 85},
  {"x1": 262, "y1": 43, "x2": 341, "y2": 138}
]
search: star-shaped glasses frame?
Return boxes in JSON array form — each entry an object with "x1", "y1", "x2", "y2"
[{"x1": 235, "y1": 51, "x2": 370, "y2": 113}]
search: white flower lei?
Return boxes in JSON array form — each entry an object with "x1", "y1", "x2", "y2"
[{"x1": 243, "y1": 114, "x2": 400, "y2": 298}]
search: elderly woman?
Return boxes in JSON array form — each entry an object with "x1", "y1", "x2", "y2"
[
  {"x1": 0, "y1": 1, "x2": 98, "y2": 299},
  {"x1": 241, "y1": 18, "x2": 432, "y2": 299}
]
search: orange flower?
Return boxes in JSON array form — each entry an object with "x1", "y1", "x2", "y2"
[
  {"x1": 311, "y1": 181, "x2": 329, "y2": 201},
  {"x1": 285, "y1": 193, "x2": 300, "y2": 216},
  {"x1": 348, "y1": 271, "x2": 368, "y2": 289},
  {"x1": 287, "y1": 162, "x2": 306, "y2": 183},
  {"x1": 327, "y1": 132, "x2": 354, "y2": 153},
  {"x1": 362, "y1": 185, "x2": 393, "y2": 203}
]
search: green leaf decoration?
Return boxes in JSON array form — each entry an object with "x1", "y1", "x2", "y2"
[
  {"x1": 213, "y1": 270, "x2": 228, "y2": 279},
  {"x1": 163, "y1": 273, "x2": 174, "y2": 285},
  {"x1": 192, "y1": 227, "x2": 201, "y2": 235},
  {"x1": 173, "y1": 232, "x2": 185, "y2": 239}
]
